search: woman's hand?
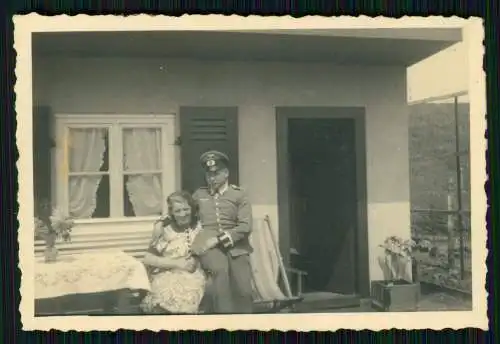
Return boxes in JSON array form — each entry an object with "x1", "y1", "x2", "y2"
[
  {"x1": 185, "y1": 257, "x2": 198, "y2": 273},
  {"x1": 183, "y1": 256, "x2": 198, "y2": 273},
  {"x1": 173, "y1": 256, "x2": 197, "y2": 272}
]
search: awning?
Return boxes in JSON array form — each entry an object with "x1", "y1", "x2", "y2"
[{"x1": 33, "y1": 28, "x2": 462, "y2": 66}]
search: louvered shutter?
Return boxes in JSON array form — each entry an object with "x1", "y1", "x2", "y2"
[
  {"x1": 180, "y1": 107, "x2": 239, "y2": 193},
  {"x1": 33, "y1": 106, "x2": 54, "y2": 215}
]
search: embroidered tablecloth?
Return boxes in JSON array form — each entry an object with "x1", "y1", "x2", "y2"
[{"x1": 35, "y1": 250, "x2": 151, "y2": 300}]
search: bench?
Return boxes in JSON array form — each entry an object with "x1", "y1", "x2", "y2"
[{"x1": 34, "y1": 220, "x2": 305, "y2": 314}]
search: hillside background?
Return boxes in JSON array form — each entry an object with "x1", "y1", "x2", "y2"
[{"x1": 409, "y1": 102, "x2": 471, "y2": 234}]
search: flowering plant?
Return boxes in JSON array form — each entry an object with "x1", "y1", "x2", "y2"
[
  {"x1": 377, "y1": 236, "x2": 417, "y2": 284},
  {"x1": 34, "y1": 204, "x2": 74, "y2": 245}
]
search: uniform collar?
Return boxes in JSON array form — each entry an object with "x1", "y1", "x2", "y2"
[
  {"x1": 218, "y1": 182, "x2": 229, "y2": 195},
  {"x1": 211, "y1": 182, "x2": 229, "y2": 196}
]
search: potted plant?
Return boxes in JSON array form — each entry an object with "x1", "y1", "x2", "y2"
[
  {"x1": 35, "y1": 201, "x2": 74, "y2": 263},
  {"x1": 371, "y1": 236, "x2": 421, "y2": 311}
]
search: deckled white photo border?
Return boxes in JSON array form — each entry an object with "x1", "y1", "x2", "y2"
[{"x1": 15, "y1": 14, "x2": 488, "y2": 331}]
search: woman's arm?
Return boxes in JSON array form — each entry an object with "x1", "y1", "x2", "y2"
[
  {"x1": 142, "y1": 220, "x2": 195, "y2": 271},
  {"x1": 142, "y1": 252, "x2": 180, "y2": 269},
  {"x1": 142, "y1": 221, "x2": 180, "y2": 269}
]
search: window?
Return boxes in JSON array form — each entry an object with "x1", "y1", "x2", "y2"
[{"x1": 55, "y1": 114, "x2": 176, "y2": 220}]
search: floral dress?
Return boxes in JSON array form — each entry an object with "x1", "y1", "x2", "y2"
[{"x1": 140, "y1": 223, "x2": 206, "y2": 314}]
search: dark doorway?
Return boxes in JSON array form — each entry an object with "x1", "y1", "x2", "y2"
[
  {"x1": 288, "y1": 118, "x2": 358, "y2": 294},
  {"x1": 276, "y1": 107, "x2": 369, "y2": 298}
]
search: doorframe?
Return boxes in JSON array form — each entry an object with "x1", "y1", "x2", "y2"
[{"x1": 275, "y1": 106, "x2": 370, "y2": 297}]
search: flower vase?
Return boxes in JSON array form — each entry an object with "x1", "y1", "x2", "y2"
[{"x1": 44, "y1": 233, "x2": 59, "y2": 263}]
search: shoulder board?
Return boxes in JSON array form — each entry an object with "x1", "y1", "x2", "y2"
[{"x1": 230, "y1": 184, "x2": 242, "y2": 190}]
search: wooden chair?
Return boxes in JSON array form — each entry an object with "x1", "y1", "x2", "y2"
[
  {"x1": 247, "y1": 215, "x2": 306, "y2": 313},
  {"x1": 34, "y1": 216, "x2": 306, "y2": 314}
]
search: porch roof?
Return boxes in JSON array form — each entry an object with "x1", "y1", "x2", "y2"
[{"x1": 33, "y1": 28, "x2": 462, "y2": 66}]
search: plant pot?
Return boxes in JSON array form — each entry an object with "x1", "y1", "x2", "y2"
[
  {"x1": 44, "y1": 246, "x2": 59, "y2": 263},
  {"x1": 371, "y1": 280, "x2": 421, "y2": 312}
]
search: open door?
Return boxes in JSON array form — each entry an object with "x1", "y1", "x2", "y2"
[
  {"x1": 179, "y1": 107, "x2": 239, "y2": 193},
  {"x1": 277, "y1": 107, "x2": 369, "y2": 311},
  {"x1": 288, "y1": 118, "x2": 358, "y2": 294}
]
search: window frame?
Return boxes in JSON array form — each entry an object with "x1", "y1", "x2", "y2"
[{"x1": 54, "y1": 114, "x2": 176, "y2": 224}]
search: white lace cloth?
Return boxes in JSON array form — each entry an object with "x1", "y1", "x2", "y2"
[{"x1": 35, "y1": 250, "x2": 151, "y2": 300}]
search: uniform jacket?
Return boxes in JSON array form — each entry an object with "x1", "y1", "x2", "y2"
[{"x1": 192, "y1": 184, "x2": 253, "y2": 257}]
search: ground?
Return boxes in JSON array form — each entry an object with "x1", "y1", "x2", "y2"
[
  {"x1": 300, "y1": 290, "x2": 472, "y2": 313},
  {"x1": 416, "y1": 291, "x2": 472, "y2": 311}
]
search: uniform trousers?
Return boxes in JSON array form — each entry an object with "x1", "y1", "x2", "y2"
[{"x1": 198, "y1": 247, "x2": 254, "y2": 314}]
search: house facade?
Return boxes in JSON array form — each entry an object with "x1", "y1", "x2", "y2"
[{"x1": 32, "y1": 29, "x2": 462, "y2": 298}]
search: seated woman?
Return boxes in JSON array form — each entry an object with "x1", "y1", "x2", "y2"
[{"x1": 140, "y1": 191, "x2": 206, "y2": 314}]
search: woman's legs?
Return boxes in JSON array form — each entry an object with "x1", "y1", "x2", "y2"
[{"x1": 141, "y1": 269, "x2": 205, "y2": 314}]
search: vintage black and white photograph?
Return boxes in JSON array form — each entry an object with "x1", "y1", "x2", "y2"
[{"x1": 16, "y1": 15, "x2": 487, "y2": 331}]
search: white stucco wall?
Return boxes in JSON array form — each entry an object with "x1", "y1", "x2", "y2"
[
  {"x1": 407, "y1": 23, "x2": 472, "y2": 103},
  {"x1": 33, "y1": 56, "x2": 410, "y2": 282}
]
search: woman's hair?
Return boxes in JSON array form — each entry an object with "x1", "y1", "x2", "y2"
[{"x1": 165, "y1": 190, "x2": 199, "y2": 229}]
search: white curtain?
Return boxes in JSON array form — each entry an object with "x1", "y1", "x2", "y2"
[
  {"x1": 123, "y1": 128, "x2": 163, "y2": 216},
  {"x1": 68, "y1": 128, "x2": 107, "y2": 218}
]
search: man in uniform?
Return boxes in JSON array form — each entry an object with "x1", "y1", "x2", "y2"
[{"x1": 190, "y1": 150, "x2": 254, "y2": 314}]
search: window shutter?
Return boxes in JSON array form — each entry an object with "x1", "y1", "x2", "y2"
[
  {"x1": 33, "y1": 106, "x2": 54, "y2": 215},
  {"x1": 180, "y1": 107, "x2": 239, "y2": 193}
]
